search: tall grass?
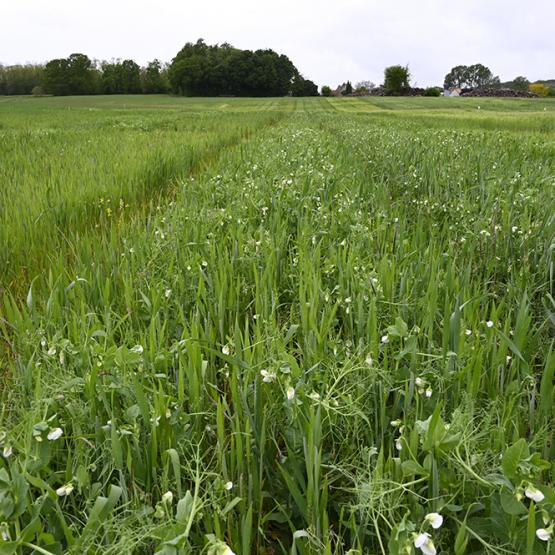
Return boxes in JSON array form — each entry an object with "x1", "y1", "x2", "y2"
[
  {"x1": 0, "y1": 97, "x2": 290, "y2": 288},
  {"x1": 1, "y1": 96, "x2": 554, "y2": 554}
]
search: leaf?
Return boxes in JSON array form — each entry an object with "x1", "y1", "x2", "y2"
[
  {"x1": 454, "y1": 520, "x2": 468, "y2": 555},
  {"x1": 166, "y1": 449, "x2": 182, "y2": 498},
  {"x1": 176, "y1": 491, "x2": 193, "y2": 524},
  {"x1": 26, "y1": 286, "x2": 33, "y2": 311},
  {"x1": 526, "y1": 502, "x2": 535, "y2": 555},
  {"x1": 221, "y1": 496, "x2": 242, "y2": 517},
  {"x1": 387, "y1": 316, "x2": 408, "y2": 338},
  {"x1": 110, "y1": 420, "x2": 123, "y2": 471},
  {"x1": 81, "y1": 484, "x2": 123, "y2": 538},
  {"x1": 497, "y1": 329, "x2": 528, "y2": 367},
  {"x1": 283, "y1": 324, "x2": 299, "y2": 344},
  {"x1": 0, "y1": 542, "x2": 19, "y2": 555},
  {"x1": 499, "y1": 489, "x2": 527, "y2": 515},
  {"x1": 502, "y1": 439, "x2": 529, "y2": 482},
  {"x1": 401, "y1": 460, "x2": 428, "y2": 477}
]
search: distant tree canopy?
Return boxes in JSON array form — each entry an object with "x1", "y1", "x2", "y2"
[
  {"x1": 43, "y1": 53, "x2": 97, "y2": 95},
  {"x1": 443, "y1": 64, "x2": 500, "y2": 89},
  {"x1": 384, "y1": 65, "x2": 410, "y2": 95},
  {"x1": 320, "y1": 85, "x2": 332, "y2": 97},
  {"x1": 291, "y1": 76, "x2": 318, "y2": 97},
  {"x1": 341, "y1": 81, "x2": 353, "y2": 96},
  {"x1": 168, "y1": 39, "x2": 313, "y2": 97},
  {"x1": 511, "y1": 76, "x2": 530, "y2": 91},
  {"x1": 141, "y1": 60, "x2": 169, "y2": 94},
  {"x1": 101, "y1": 60, "x2": 142, "y2": 94},
  {"x1": 0, "y1": 64, "x2": 43, "y2": 95},
  {"x1": 355, "y1": 80, "x2": 375, "y2": 94}
]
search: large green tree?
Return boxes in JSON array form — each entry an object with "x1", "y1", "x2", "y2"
[
  {"x1": 141, "y1": 60, "x2": 169, "y2": 93},
  {"x1": 383, "y1": 65, "x2": 410, "y2": 95},
  {"x1": 443, "y1": 64, "x2": 499, "y2": 89},
  {"x1": 511, "y1": 76, "x2": 530, "y2": 91},
  {"x1": 291, "y1": 76, "x2": 318, "y2": 97},
  {"x1": 101, "y1": 60, "x2": 141, "y2": 94},
  {"x1": 42, "y1": 53, "x2": 97, "y2": 95}
]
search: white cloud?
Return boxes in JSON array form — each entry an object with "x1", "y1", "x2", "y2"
[{"x1": 0, "y1": 0, "x2": 553, "y2": 87}]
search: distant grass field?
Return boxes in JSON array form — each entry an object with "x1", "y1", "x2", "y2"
[{"x1": 1, "y1": 95, "x2": 554, "y2": 554}]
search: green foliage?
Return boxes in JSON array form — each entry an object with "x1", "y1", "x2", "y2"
[
  {"x1": 142, "y1": 59, "x2": 169, "y2": 94},
  {"x1": 1, "y1": 95, "x2": 555, "y2": 553},
  {"x1": 101, "y1": 59, "x2": 142, "y2": 94},
  {"x1": 512, "y1": 75, "x2": 530, "y2": 91},
  {"x1": 529, "y1": 83, "x2": 550, "y2": 97},
  {"x1": 424, "y1": 86, "x2": 442, "y2": 97},
  {"x1": 0, "y1": 64, "x2": 44, "y2": 95},
  {"x1": 291, "y1": 76, "x2": 319, "y2": 97},
  {"x1": 384, "y1": 65, "x2": 410, "y2": 95},
  {"x1": 443, "y1": 63, "x2": 500, "y2": 89},
  {"x1": 355, "y1": 80, "x2": 375, "y2": 95},
  {"x1": 42, "y1": 53, "x2": 97, "y2": 95},
  {"x1": 320, "y1": 85, "x2": 332, "y2": 97},
  {"x1": 168, "y1": 38, "x2": 304, "y2": 97},
  {"x1": 341, "y1": 80, "x2": 353, "y2": 95}
]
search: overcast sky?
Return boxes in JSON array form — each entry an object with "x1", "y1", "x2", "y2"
[{"x1": 1, "y1": 0, "x2": 553, "y2": 87}]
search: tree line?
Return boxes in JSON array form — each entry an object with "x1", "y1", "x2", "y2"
[
  {"x1": 0, "y1": 39, "x2": 317, "y2": 97},
  {"x1": 0, "y1": 56, "x2": 169, "y2": 96},
  {"x1": 321, "y1": 63, "x2": 554, "y2": 97},
  {"x1": 168, "y1": 39, "x2": 317, "y2": 96}
]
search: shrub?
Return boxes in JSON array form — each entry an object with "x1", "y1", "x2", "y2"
[
  {"x1": 529, "y1": 83, "x2": 550, "y2": 97},
  {"x1": 321, "y1": 85, "x2": 332, "y2": 97},
  {"x1": 425, "y1": 86, "x2": 442, "y2": 97}
]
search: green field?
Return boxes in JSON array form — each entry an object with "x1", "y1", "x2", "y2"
[{"x1": 1, "y1": 95, "x2": 555, "y2": 554}]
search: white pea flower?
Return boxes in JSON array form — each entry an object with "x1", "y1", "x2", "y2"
[
  {"x1": 2, "y1": 445, "x2": 13, "y2": 458},
  {"x1": 536, "y1": 527, "x2": 552, "y2": 541},
  {"x1": 286, "y1": 386, "x2": 295, "y2": 401},
  {"x1": 47, "y1": 347, "x2": 57, "y2": 356},
  {"x1": 260, "y1": 369, "x2": 276, "y2": 383},
  {"x1": 415, "y1": 377, "x2": 424, "y2": 387},
  {"x1": 56, "y1": 483, "x2": 74, "y2": 496},
  {"x1": 47, "y1": 427, "x2": 63, "y2": 441},
  {"x1": 425, "y1": 387, "x2": 433, "y2": 398},
  {"x1": 365, "y1": 355, "x2": 373, "y2": 367},
  {"x1": 165, "y1": 289, "x2": 172, "y2": 299},
  {"x1": 220, "y1": 546, "x2": 236, "y2": 555},
  {"x1": 395, "y1": 438, "x2": 403, "y2": 451},
  {"x1": 130, "y1": 344, "x2": 144, "y2": 354},
  {"x1": 486, "y1": 320, "x2": 494, "y2": 328},
  {"x1": 414, "y1": 532, "x2": 436, "y2": 555},
  {"x1": 161, "y1": 491, "x2": 173, "y2": 503},
  {"x1": 425, "y1": 512, "x2": 443, "y2": 529},
  {"x1": 465, "y1": 329, "x2": 472, "y2": 336},
  {"x1": 381, "y1": 335, "x2": 389, "y2": 344},
  {"x1": 525, "y1": 485, "x2": 545, "y2": 503},
  {"x1": 222, "y1": 345, "x2": 231, "y2": 356},
  {"x1": 390, "y1": 419, "x2": 402, "y2": 427},
  {"x1": 224, "y1": 481, "x2": 233, "y2": 491}
]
